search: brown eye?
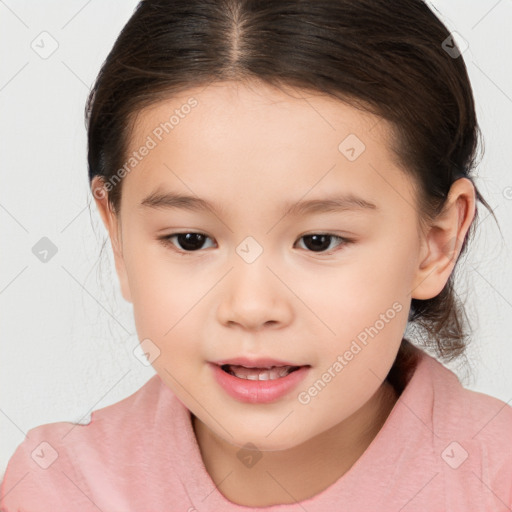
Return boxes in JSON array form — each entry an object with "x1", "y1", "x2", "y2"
[
  {"x1": 159, "y1": 232, "x2": 215, "y2": 252},
  {"x1": 296, "y1": 234, "x2": 351, "y2": 254}
]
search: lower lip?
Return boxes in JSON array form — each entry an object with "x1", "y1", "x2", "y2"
[{"x1": 209, "y1": 363, "x2": 310, "y2": 404}]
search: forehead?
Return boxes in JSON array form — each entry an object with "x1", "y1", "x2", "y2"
[{"x1": 120, "y1": 80, "x2": 416, "y2": 218}]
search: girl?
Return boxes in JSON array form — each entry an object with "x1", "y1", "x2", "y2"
[{"x1": 2, "y1": 0, "x2": 511, "y2": 510}]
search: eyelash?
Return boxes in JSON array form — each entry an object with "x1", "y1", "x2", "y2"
[{"x1": 157, "y1": 232, "x2": 354, "y2": 256}]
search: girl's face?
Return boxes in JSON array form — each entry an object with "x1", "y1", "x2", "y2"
[{"x1": 96, "y1": 81, "x2": 431, "y2": 450}]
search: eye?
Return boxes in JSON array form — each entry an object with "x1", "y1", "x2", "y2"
[
  {"x1": 158, "y1": 232, "x2": 215, "y2": 253},
  {"x1": 295, "y1": 233, "x2": 352, "y2": 254}
]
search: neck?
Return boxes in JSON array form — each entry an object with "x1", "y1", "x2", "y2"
[{"x1": 192, "y1": 379, "x2": 399, "y2": 507}]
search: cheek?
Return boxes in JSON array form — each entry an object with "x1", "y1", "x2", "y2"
[
  {"x1": 298, "y1": 253, "x2": 409, "y2": 346},
  {"x1": 292, "y1": 250, "x2": 410, "y2": 410},
  {"x1": 296, "y1": 290, "x2": 407, "y2": 431},
  {"x1": 123, "y1": 246, "x2": 207, "y2": 356}
]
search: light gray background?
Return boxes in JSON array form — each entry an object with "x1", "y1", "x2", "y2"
[{"x1": 1, "y1": 0, "x2": 511, "y2": 477}]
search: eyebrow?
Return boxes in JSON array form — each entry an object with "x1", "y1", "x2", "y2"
[{"x1": 139, "y1": 190, "x2": 378, "y2": 216}]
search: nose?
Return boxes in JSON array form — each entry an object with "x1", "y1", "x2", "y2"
[{"x1": 216, "y1": 255, "x2": 293, "y2": 331}]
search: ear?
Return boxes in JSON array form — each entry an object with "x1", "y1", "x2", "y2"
[
  {"x1": 91, "y1": 176, "x2": 132, "y2": 303},
  {"x1": 411, "y1": 177, "x2": 476, "y2": 300}
]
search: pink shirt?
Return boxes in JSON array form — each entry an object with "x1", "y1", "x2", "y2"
[{"x1": 1, "y1": 349, "x2": 511, "y2": 511}]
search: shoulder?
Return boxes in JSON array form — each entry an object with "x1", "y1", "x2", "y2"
[
  {"x1": 423, "y1": 354, "x2": 512, "y2": 500},
  {"x1": 0, "y1": 374, "x2": 174, "y2": 511},
  {"x1": 426, "y1": 354, "x2": 512, "y2": 443}
]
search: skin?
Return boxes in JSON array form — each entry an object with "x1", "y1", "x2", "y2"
[{"x1": 92, "y1": 80, "x2": 476, "y2": 507}]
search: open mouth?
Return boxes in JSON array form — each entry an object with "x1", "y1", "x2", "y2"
[
  {"x1": 211, "y1": 362, "x2": 311, "y2": 403},
  {"x1": 220, "y1": 364, "x2": 301, "y2": 381}
]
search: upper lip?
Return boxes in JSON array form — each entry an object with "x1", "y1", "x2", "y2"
[{"x1": 212, "y1": 357, "x2": 306, "y2": 368}]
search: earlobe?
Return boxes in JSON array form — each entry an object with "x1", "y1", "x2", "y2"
[
  {"x1": 411, "y1": 178, "x2": 476, "y2": 301},
  {"x1": 91, "y1": 177, "x2": 133, "y2": 303}
]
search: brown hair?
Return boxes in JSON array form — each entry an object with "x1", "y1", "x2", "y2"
[{"x1": 86, "y1": 0, "x2": 499, "y2": 391}]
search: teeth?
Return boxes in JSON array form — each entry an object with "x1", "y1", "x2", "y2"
[{"x1": 226, "y1": 365, "x2": 296, "y2": 380}]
